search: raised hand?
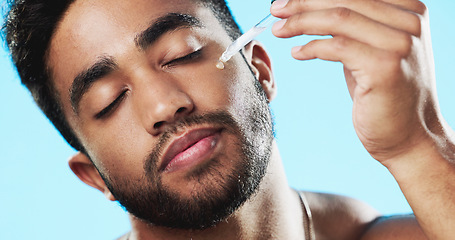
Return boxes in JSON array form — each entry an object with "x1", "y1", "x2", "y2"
[
  {"x1": 271, "y1": 1, "x2": 455, "y2": 239},
  {"x1": 271, "y1": 0, "x2": 438, "y2": 164}
]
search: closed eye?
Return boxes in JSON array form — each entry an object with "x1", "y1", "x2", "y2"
[
  {"x1": 163, "y1": 49, "x2": 203, "y2": 67},
  {"x1": 95, "y1": 89, "x2": 128, "y2": 119}
]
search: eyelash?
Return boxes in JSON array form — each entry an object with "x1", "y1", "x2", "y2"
[
  {"x1": 163, "y1": 49, "x2": 203, "y2": 67},
  {"x1": 94, "y1": 50, "x2": 202, "y2": 119},
  {"x1": 95, "y1": 89, "x2": 128, "y2": 119}
]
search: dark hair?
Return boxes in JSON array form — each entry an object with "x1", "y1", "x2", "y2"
[{"x1": 2, "y1": 0, "x2": 242, "y2": 152}]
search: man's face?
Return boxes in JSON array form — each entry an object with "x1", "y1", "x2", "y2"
[{"x1": 47, "y1": 0, "x2": 274, "y2": 229}]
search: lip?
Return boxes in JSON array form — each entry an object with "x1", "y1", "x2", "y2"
[{"x1": 159, "y1": 128, "x2": 222, "y2": 173}]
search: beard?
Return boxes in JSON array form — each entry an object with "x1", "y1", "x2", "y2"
[{"x1": 99, "y1": 78, "x2": 274, "y2": 230}]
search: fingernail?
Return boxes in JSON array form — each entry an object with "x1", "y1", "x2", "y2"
[
  {"x1": 271, "y1": 0, "x2": 289, "y2": 10},
  {"x1": 272, "y1": 19, "x2": 287, "y2": 32},
  {"x1": 291, "y1": 46, "x2": 303, "y2": 54}
]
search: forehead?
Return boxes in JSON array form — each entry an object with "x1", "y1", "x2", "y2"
[
  {"x1": 48, "y1": 0, "x2": 227, "y2": 73},
  {"x1": 59, "y1": 0, "x2": 204, "y2": 31},
  {"x1": 50, "y1": 0, "x2": 216, "y2": 60}
]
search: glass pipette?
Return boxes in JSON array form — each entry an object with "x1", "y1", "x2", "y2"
[{"x1": 218, "y1": 13, "x2": 279, "y2": 64}]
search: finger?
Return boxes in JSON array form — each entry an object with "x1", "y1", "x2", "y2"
[
  {"x1": 379, "y1": 0, "x2": 427, "y2": 14},
  {"x1": 271, "y1": 0, "x2": 422, "y2": 36},
  {"x1": 291, "y1": 36, "x2": 400, "y2": 89},
  {"x1": 272, "y1": 8, "x2": 412, "y2": 56}
]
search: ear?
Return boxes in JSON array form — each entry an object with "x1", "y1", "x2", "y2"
[
  {"x1": 68, "y1": 152, "x2": 116, "y2": 201},
  {"x1": 243, "y1": 40, "x2": 277, "y2": 101}
]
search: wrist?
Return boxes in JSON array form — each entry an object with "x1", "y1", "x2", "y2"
[{"x1": 382, "y1": 120, "x2": 455, "y2": 182}]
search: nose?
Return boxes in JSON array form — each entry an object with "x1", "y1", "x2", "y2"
[{"x1": 137, "y1": 79, "x2": 194, "y2": 136}]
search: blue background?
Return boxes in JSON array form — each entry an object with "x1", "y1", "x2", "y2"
[{"x1": 1, "y1": 0, "x2": 454, "y2": 239}]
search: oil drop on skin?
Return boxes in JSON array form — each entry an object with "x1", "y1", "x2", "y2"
[{"x1": 216, "y1": 60, "x2": 225, "y2": 70}]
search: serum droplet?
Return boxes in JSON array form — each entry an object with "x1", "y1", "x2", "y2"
[{"x1": 216, "y1": 61, "x2": 225, "y2": 70}]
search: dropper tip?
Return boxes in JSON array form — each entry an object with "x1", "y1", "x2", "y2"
[{"x1": 219, "y1": 53, "x2": 228, "y2": 63}]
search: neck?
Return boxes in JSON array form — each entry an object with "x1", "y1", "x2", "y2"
[{"x1": 128, "y1": 141, "x2": 305, "y2": 240}]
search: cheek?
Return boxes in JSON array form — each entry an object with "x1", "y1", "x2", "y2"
[
  {"x1": 175, "y1": 57, "x2": 253, "y2": 112},
  {"x1": 209, "y1": 60, "x2": 258, "y2": 115},
  {"x1": 81, "y1": 114, "x2": 151, "y2": 178}
]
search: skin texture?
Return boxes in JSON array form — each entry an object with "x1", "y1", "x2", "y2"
[{"x1": 45, "y1": 0, "x2": 455, "y2": 239}]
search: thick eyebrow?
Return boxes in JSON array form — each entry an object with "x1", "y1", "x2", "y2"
[
  {"x1": 70, "y1": 56, "x2": 118, "y2": 113},
  {"x1": 135, "y1": 13, "x2": 202, "y2": 50}
]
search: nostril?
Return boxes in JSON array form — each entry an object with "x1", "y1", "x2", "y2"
[
  {"x1": 154, "y1": 121, "x2": 164, "y2": 129},
  {"x1": 176, "y1": 107, "x2": 186, "y2": 113},
  {"x1": 152, "y1": 107, "x2": 190, "y2": 131}
]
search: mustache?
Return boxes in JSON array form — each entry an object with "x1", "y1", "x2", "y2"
[{"x1": 143, "y1": 111, "x2": 239, "y2": 178}]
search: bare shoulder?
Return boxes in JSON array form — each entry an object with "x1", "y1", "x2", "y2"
[
  {"x1": 303, "y1": 191, "x2": 380, "y2": 240},
  {"x1": 303, "y1": 191, "x2": 428, "y2": 240}
]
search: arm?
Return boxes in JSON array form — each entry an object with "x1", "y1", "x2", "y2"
[
  {"x1": 271, "y1": 0, "x2": 455, "y2": 238},
  {"x1": 381, "y1": 132, "x2": 455, "y2": 240}
]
